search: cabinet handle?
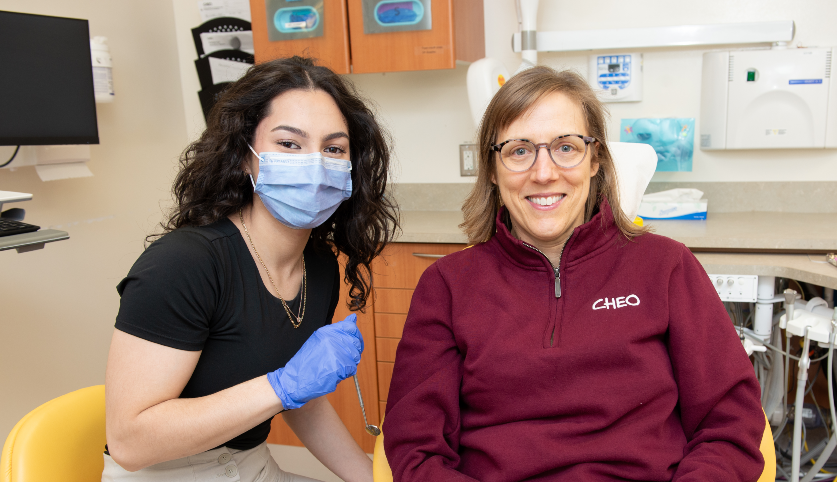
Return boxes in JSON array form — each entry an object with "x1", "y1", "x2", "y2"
[{"x1": 412, "y1": 253, "x2": 446, "y2": 259}]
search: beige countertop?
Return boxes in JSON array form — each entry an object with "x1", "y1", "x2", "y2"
[
  {"x1": 397, "y1": 211, "x2": 837, "y2": 251},
  {"x1": 644, "y1": 212, "x2": 837, "y2": 252},
  {"x1": 396, "y1": 211, "x2": 468, "y2": 244},
  {"x1": 396, "y1": 210, "x2": 837, "y2": 287}
]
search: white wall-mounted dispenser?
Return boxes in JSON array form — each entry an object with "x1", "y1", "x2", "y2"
[
  {"x1": 90, "y1": 36, "x2": 114, "y2": 103},
  {"x1": 700, "y1": 47, "x2": 837, "y2": 149},
  {"x1": 0, "y1": 145, "x2": 92, "y2": 181},
  {"x1": 588, "y1": 53, "x2": 642, "y2": 102}
]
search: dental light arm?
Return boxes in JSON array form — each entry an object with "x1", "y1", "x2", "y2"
[
  {"x1": 516, "y1": 0, "x2": 538, "y2": 65},
  {"x1": 466, "y1": 1, "x2": 542, "y2": 127}
]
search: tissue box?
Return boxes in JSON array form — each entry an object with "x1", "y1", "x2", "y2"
[{"x1": 637, "y1": 199, "x2": 708, "y2": 220}]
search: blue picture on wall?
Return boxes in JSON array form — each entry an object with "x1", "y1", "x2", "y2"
[{"x1": 619, "y1": 118, "x2": 695, "y2": 172}]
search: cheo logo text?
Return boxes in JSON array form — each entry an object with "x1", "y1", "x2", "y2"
[{"x1": 592, "y1": 294, "x2": 640, "y2": 310}]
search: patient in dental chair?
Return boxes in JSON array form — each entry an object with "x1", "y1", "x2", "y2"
[{"x1": 383, "y1": 66, "x2": 765, "y2": 482}]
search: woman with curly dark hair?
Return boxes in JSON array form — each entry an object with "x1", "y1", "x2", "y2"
[{"x1": 102, "y1": 57, "x2": 398, "y2": 482}]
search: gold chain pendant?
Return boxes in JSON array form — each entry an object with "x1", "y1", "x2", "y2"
[{"x1": 240, "y1": 209, "x2": 306, "y2": 328}]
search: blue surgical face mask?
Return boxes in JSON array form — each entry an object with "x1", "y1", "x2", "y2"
[{"x1": 247, "y1": 144, "x2": 352, "y2": 230}]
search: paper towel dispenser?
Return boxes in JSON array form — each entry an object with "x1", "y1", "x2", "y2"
[{"x1": 700, "y1": 47, "x2": 837, "y2": 150}]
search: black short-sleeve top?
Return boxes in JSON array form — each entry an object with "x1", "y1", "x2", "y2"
[{"x1": 114, "y1": 217, "x2": 340, "y2": 450}]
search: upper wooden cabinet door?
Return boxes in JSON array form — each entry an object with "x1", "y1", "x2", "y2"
[
  {"x1": 250, "y1": 0, "x2": 351, "y2": 74},
  {"x1": 346, "y1": 0, "x2": 484, "y2": 74}
]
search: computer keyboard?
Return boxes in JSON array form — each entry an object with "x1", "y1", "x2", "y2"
[{"x1": 0, "y1": 218, "x2": 40, "y2": 237}]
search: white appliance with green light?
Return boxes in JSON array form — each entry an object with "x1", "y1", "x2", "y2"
[{"x1": 700, "y1": 47, "x2": 837, "y2": 149}]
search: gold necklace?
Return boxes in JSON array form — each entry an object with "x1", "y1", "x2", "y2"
[{"x1": 239, "y1": 209, "x2": 306, "y2": 328}]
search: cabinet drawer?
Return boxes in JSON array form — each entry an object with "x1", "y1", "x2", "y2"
[
  {"x1": 376, "y1": 337, "x2": 400, "y2": 362},
  {"x1": 374, "y1": 288, "x2": 414, "y2": 314},
  {"x1": 377, "y1": 361, "x2": 394, "y2": 402},
  {"x1": 372, "y1": 243, "x2": 466, "y2": 289},
  {"x1": 375, "y1": 313, "x2": 407, "y2": 338}
]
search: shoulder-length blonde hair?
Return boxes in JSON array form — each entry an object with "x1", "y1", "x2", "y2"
[{"x1": 460, "y1": 66, "x2": 647, "y2": 244}]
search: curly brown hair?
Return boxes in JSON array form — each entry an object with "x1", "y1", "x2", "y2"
[{"x1": 156, "y1": 56, "x2": 399, "y2": 311}]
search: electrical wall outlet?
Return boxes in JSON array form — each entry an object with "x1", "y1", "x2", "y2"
[{"x1": 460, "y1": 144, "x2": 478, "y2": 176}]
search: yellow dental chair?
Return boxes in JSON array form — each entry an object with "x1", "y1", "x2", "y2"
[
  {"x1": 1, "y1": 385, "x2": 106, "y2": 482},
  {"x1": 371, "y1": 414, "x2": 776, "y2": 482}
]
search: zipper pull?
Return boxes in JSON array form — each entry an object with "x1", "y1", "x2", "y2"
[{"x1": 554, "y1": 267, "x2": 561, "y2": 298}]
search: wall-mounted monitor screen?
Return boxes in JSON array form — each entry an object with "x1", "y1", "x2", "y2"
[{"x1": 0, "y1": 10, "x2": 99, "y2": 146}]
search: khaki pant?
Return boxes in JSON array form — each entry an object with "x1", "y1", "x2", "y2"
[{"x1": 102, "y1": 442, "x2": 322, "y2": 482}]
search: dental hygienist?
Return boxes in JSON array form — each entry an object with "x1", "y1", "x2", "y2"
[{"x1": 103, "y1": 57, "x2": 397, "y2": 481}]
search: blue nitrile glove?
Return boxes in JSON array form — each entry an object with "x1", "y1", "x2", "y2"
[{"x1": 267, "y1": 314, "x2": 364, "y2": 410}]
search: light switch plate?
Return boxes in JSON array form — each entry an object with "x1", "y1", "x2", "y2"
[{"x1": 460, "y1": 144, "x2": 478, "y2": 176}]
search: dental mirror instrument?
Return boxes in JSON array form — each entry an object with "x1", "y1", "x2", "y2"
[{"x1": 353, "y1": 374, "x2": 381, "y2": 436}]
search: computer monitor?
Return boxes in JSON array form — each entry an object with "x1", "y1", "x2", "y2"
[{"x1": 0, "y1": 10, "x2": 99, "y2": 146}]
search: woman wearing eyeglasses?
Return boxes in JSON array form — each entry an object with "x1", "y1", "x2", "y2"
[
  {"x1": 383, "y1": 67, "x2": 765, "y2": 481},
  {"x1": 103, "y1": 57, "x2": 397, "y2": 481}
]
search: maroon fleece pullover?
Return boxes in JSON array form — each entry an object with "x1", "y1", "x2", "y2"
[{"x1": 384, "y1": 201, "x2": 764, "y2": 481}]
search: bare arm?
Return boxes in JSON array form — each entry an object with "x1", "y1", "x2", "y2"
[
  {"x1": 105, "y1": 329, "x2": 283, "y2": 471},
  {"x1": 283, "y1": 396, "x2": 372, "y2": 482}
]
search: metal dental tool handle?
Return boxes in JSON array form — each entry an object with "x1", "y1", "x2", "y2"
[{"x1": 353, "y1": 374, "x2": 381, "y2": 436}]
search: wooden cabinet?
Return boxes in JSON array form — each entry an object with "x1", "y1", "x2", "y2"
[
  {"x1": 250, "y1": 0, "x2": 484, "y2": 74},
  {"x1": 370, "y1": 242, "x2": 466, "y2": 418},
  {"x1": 250, "y1": 0, "x2": 351, "y2": 74},
  {"x1": 346, "y1": 0, "x2": 484, "y2": 74},
  {"x1": 266, "y1": 242, "x2": 464, "y2": 452}
]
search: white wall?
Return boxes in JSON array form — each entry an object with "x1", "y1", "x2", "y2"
[
  {"x1": 172, "y1": 0, "x2": 211, "y2": 142},
  {"x1": 0, "y1": 0, "x2": 187, "y2": 439},
  {"x1": 484, "y1": 0, "x2": 837, "y2": 183},
  {"x1": 175, "y1": 0, "x2": 837, "y2": 184}
]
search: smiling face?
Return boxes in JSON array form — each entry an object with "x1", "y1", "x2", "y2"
[
  {"x1": 492, "y1": 92, "x2": 599, "y2": 257},
  {"x1": 245, "y1": 88, "x2": 350, "y2": 179}
]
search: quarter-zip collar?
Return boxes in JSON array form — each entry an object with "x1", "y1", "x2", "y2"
[
  {"x1": 491, "y1": 197, "x2": 620, "y2": 273},
  {"x1": 520, "y1": 239, "x2": 565, "y2": 298}
]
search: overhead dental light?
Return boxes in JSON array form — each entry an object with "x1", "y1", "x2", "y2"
[{"x1": 466, "y1": 0, "x2": 537, "y2": 127}]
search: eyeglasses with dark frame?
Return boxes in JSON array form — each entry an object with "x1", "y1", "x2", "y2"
[{"x1": 491, "y1": 134, "x2": 597, "y2": 172}]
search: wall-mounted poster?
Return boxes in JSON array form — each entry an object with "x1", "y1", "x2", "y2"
[
  {"x1": 620, "y1": 118, "x2": 695, "y2": 172},
  {"x1": 362, "y1": 0, "x2": 432, "y2": 34},
  {"x1": 265, "y1": 0, "x2": 324, "y2": 41}
]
